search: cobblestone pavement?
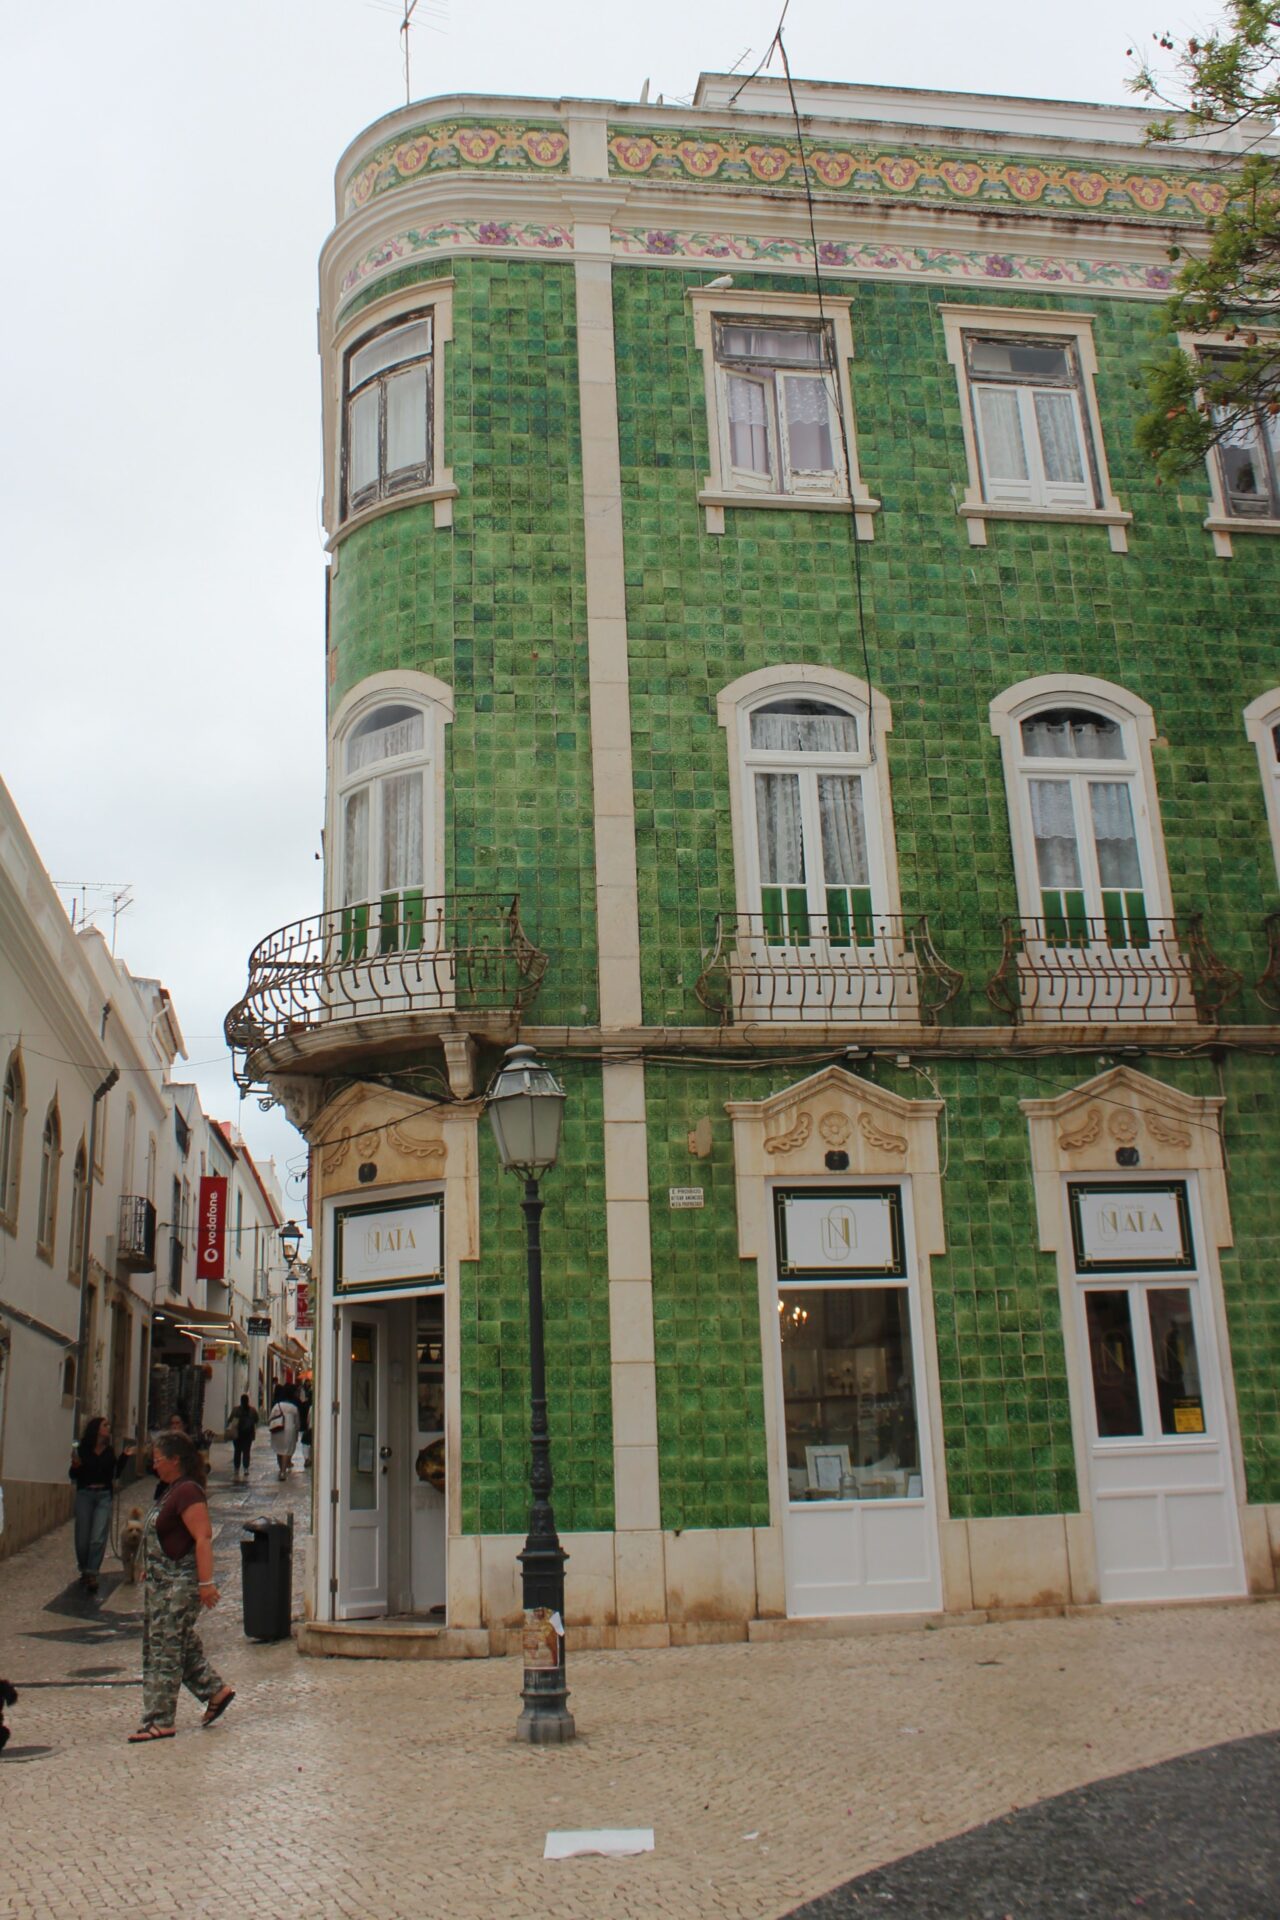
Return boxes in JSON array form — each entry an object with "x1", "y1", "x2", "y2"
[{"x1": 2, "y1": 1447, "x2": 1278, "y2": 1920}]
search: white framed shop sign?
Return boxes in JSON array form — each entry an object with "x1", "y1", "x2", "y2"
[
  {"x1": 773, "y1": 1186, "x2": 906, "y2": 1279},
  {"x1": 1068, "y1": 1181, "x2": 1194, "y2": 1274},
  {"x1": 335, "y1": 1194, "x2": 443, "y2": 1295}
]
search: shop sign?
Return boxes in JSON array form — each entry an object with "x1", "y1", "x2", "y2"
[
  {"x1": 774, "y1": 1186, "x2": 906, "y2": 1278},
  {"x1": 202, "y1": 1344, "x2": 221, "y2": 1364},
  {"x1": 197, "y1": 1175, "x2": 227, "y2": 1281},
  {"x1": 247, "y1": 1315, "x2": 272, "y2": 1336},
  {"x1": 294, "y1": 1282, "x2": 312, "y2": 1330},
  {"x1": 1069, "y1": 1182, "x2": 1194, "y2": 1273},
  {"x1": 336, "y1": 1195, "x2": 443, "y2": 1295}
]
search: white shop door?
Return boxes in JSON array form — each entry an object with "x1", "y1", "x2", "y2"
[
  {"x1": 337, "y1": 1306, "x2": 390, "y2": 1618},
  {"x1": 1070, "y1": 1180, "x2": 1245, "y2": 1603},
  {"x1": 774, "y1": 1186, "x2": 941, "y2": 1617}
]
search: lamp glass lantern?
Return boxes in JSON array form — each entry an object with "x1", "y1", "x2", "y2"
[
  {"x1": 486, "y1": 1045, "x2": 565, "y2": 1177},
  {"x1": 279, "y1": 1219, "x2": 303, "y2": 1263}
]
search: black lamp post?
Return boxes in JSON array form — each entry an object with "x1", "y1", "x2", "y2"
[{"x1": 485, "y1": 1042, "x2": 575, "y2": 1745}]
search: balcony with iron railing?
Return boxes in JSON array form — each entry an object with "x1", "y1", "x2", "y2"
[
  {"x1": 984, "y1": 912, "x2": 1242, "y2": 1026},
  {"x1": 225, "y1": 892, "x2": 548, "y2": 1093},
  {"x1": 116, "y1": 1195, "x2": 157, "y2": 1273},
  {"x1": 696, "y1": 909, "x2": 963, "y2": 1026}
]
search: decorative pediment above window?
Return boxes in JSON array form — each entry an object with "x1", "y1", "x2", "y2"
[{"x1": 726, "y1": 1064, "x2": 942, "y2": 1190}]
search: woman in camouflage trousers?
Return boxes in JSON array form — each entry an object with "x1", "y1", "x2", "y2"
[{"x1": 129, "y1": 1431, "x2": 235, "y2": 1743}]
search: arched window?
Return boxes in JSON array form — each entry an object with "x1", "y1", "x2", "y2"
[
  {"x1": 1244, "y1": 692, "x2": 1280, "y2": 886},
  {"x1": 68, "y1": 1139, "x2": 87, "y2": 1278},
  {"x1": 37, "y1": 1099, "x2": 61, "y2": 1258},
  {"x1": 0, "y1": 1051, "x2": 24, "y2": 1231},
  {"x1": 330, "y1": 676, "x2": 453, "y2": 952},
  {"x1": 991, "y1": 679, "x2": 1172, "y2": 940}
]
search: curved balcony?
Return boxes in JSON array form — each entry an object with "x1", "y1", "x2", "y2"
[
  {"x1": 985, "y1": 913, "x2": 1241, "y2": 1026},
  {"x1": 225, "y1": 893, "x2": 548, "y2": 1093},
  {"x1": 696, "y1": 911, "x2": 963, "y2": 1026}
]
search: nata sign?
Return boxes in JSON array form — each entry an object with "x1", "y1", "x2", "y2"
[
  {"x1": 1069, "y1": 1183, "x2": 1194, "y2": 1273},
  {"x1": 336, "y1": 1196, "x2": 443, "y2": 1296}
]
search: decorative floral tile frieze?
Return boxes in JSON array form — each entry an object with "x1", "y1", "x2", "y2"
[
  {"x1": 337, "y1": 220, "x2": 574, "y2": 307},
  {"x1": 613, "y1": 225, "x2": 1176, "y2": 294},
  {"x1": 342, "y1": 120, "x2": 570, "y2": 216},
  {"x1": 607, "y1": 127, "x2": 1227, "y2": 225}
]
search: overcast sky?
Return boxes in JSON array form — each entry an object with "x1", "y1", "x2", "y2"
[{"x1": 0, "y1": 0, "x2": 1200, "y2": 1202}]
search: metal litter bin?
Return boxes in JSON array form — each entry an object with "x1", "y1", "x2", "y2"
[{"x1": 240, "y1": 1515, "x2": 293, "y2": 1641}]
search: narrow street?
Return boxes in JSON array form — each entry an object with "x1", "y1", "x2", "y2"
[{"x1": 2, "y1": 1443, "x2": 1278, "y2": 1919}]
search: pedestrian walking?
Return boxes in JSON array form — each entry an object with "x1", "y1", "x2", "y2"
[
  {"x1": 69, "y1": 1416, "x2": 134, "y2": 1592},
  {"x1": 268, "y1": 1386, "x2": 300, "y2": 1480},
  {"x1": 228, "y1": 1395, "x2": 258, "y2": 1482},
  {"x1": 296, "y1": 1382, "x2": 313, "y2": 1469},
  {"x1": 129, "y1": 1430, "x2": 234, "y2": 1744}
]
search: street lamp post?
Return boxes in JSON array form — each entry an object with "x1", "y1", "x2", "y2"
[{"x1": 485, "y1": 1043, "x2": 575, "y2": 1745}]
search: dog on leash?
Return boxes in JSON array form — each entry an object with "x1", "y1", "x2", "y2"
[
  {"x1": 0, "y1": 1679, "x2": 16, "y2": 1754},
  {"x1": 120, "y1": 1508, "x2": 145, "y2": 1584}
]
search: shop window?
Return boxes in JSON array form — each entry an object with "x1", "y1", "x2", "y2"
[
  {"x1": 1243, "y1": 691, "x2": 1280, "y2": 884},
  {"x1": 940, "y1": 305, "x2": 1131, "y2": 550},
  {"x1": 688, "y1": 288, "x2": 880, "y2": 535},
  {"x1": 36, "y1": 1099, "x2": 61, "y2": 1261},
  {"x1": 330, "y1": 282, "x2": 455, "y2": 536},
  {"x1": 0, "y1": 1050, "x2": 24, "y2": 1234}
]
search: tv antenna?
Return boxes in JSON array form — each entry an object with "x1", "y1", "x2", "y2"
[{"x1": 401, "y1": 0, "x2": 419, "y2": 105}]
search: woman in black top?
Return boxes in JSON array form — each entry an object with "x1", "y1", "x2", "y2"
[{"x1": 69, "y1": 1416, "x2": 133, "y2": 1591}]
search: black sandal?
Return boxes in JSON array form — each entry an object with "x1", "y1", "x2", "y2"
[{"x1": 201, "y1": 1688, "x2": 235, "y2": 1727}]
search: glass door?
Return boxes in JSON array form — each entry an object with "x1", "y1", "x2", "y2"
[{"x1": 337, "y1": 1307, "x2": 389, "y2": 1618}]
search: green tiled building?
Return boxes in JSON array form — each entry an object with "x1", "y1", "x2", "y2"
[{"x1": 228, "y1": 71, "x2": 1280, "y2": 1650}]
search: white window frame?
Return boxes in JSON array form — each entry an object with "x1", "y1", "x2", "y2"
[
  {"x1": 1243, "y1": 690, "x2": 1280, "y2": 887},
  {"x1": 36, "y1": 1099, "x2": 61, "y2": 1263},
  {"x1": 991, "y1": 676, "x2": 1174, "y2": 930},
  {"x1": 689, "y1": 289, "x2": 880, "y2": 537},
  {"x1": 327, "y1": 671, "x2": 455, "y2": 921},
  {"x1": 68, "y1": 1138, "x2": 87, "y2": 1282},
  {"x1": 941, "y1": 306, "x2": 1131, "y2": 552},
  {"x1": 0, "y1": 1050, "x2": 24, "y2": 1236},
  {"x1": 325, "y1": 279, "x2": 455, "y2": 545},
  {"x1": 1180, "y1": 330, "x2": 1280, "y2": 558}
]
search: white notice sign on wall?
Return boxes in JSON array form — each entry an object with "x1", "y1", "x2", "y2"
[
  {"x1": 337, "y1": 1197, "x2": 443, "y2": 1293},
  {"x1": 779, "y1": 1192, "x2": 903, "y2": 1276}
]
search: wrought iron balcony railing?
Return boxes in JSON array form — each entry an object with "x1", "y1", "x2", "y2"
[
  {"x1": 225, "y1": 893, "x2": 548, "y2": 1088},
  {"x1": 696, "y1": 911, "x2": 963, "y2": 1025},
  {"x1": 1257, "y1": 910, "x2": 1280, "y2": 1015},
  {"x1": 116, "y1": 1195, "x2": 156, "y2": 1273},
  {"x1": 985, "y1": 913, "x2": 1242, "y2": 1025}
]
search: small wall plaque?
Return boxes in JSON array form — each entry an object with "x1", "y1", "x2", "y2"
[{"x1": 669, "y1": 1186, "x2": 705, "y2": 1209}]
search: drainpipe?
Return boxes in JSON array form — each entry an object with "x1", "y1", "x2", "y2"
[{"x1": 71, "y1": 1065, "x2": 120, "y2": 1438}]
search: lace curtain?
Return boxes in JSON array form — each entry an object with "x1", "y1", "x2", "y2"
[
  {"x1": 1033, "y1": 391, "x2": 1085, "y2": 484},
  {"x1": 1029, "y1": 779, "x2": 1082, "y2": 887},
  {"x1": 346, "y1": 708, "x2": 425, "y2": 773},
  {"x1": 727, "y1": 376, "x2": 771, "y2": 476},
  {"x1": 817, "y1": 776, "x2": 869, "y2": 886},
  {"x1": 750, "y1": 706, "x2": 858, "y2": 753},
  {"x1": 754, "y1": 772, "x2": 869, "y2": 889},
  {"x1": 975, "y1": 386, "x2": 1028, "y2": 481},
  {"x1": 755, "y1": 773, "x2": 804, "y2": 884},
  {"x1": 1022, "y1": 711, "x2": 1123, "y2": 760},
  {"x1": 783, "y1": 375, "x2": 835, "y2": 472},
  {"x1": 1089, "y1": 781, "x2": 1142, "y2": 887}
]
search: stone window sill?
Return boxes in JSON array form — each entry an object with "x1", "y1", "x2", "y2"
[
  {"x1": 698, "y1": 489, "x2": 880, "y2": 539},
  {"x1": 327, "y1": 481, "x2": 458, "y2": 551},
  {"x1": 1204, "y1": 514, "x2": 1280, "y2": 559},
  {"x1": 960, "y1": 500, "x2": 1132, "y2": 553}
]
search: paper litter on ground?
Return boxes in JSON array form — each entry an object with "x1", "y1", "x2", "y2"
[{"x1": 544, "y1": 1829, "x2": 655, "y2": 1860}]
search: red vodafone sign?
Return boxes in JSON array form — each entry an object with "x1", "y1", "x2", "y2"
[{"x1": 197, "y1": 1176, "x2": 227, "y2": 1281}]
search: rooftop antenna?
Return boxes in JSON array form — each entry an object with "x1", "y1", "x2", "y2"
[
  {"x1": 401, "y1": 0, "x2": 419, "y2": 105},
  {"x1": 110, "y1": 886, "x2": 134, "y2": 955}
]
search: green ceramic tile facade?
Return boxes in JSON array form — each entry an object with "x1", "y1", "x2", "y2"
[
  {"x1": 459, "y1": 1060, "x2": 615, "y2": 1535},
  {"x1": 327, "y1": 239, "x2": 1280, "y2": 1543}
]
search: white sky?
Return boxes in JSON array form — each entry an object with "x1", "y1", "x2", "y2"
[{"x1": 0, "y1": 0, "x2": 1203, "y2": 1200}]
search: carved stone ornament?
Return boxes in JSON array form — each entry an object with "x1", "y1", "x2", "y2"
[
  {"x1": 857, "y1": 1111, "x2": 908, "y2": 1156},
  {"x1": 1058, "y1": 1107, "x2": 1103, "y2": 1152},
  {"x1": 1107, "y1": 1109, "x2": 1140, "y2": 1144},
  {"x1": 1145, "y1": 1110, "x2": 1192, "y2": 1149},
  {"x1": 763, "y1": 1110, "x2": 812, "y2": 1154},
  {"x1": 817, "y1": 1111, "x2": 852, "y2": 1147},
  {"x1": 322, "y1": 1126, "x2": 383, "y2": 1179},
  {"x1": 386, "y1": 1122, "x2": 447, "y2": 1164}
]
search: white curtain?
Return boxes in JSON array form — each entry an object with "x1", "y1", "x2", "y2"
[
  {"x1": 975, "y1": 386, "x2": 1028, "y2": 480},
  {"x1": 727, "y1": 375, "x2": 772, "y2": 476},
  {"x1": 379, "y1": 771, "x2": 425, "y2": 893},
  {"x1": 1022, "y1": 712, "x2": 1123, "y2": 761},
  {"x1": 817, "y1": 775, "x2": 870, "y2": 886},
  {"x1": 343, "y1": 788, "x2": 369, "y2": 905},
  {"x1": 347, "y1": 387, "x2": 379, "y2": 496},
  {"x1": 385, "y1": 363, "x2": 429, "y2": 474},
  {"x1": 346, "y1": 708, "x2": 424, "y2": 773},
  {"x1": 1033, "y1": 390, "x2": 1085, "y2": 484},
  {"x1": 783, "y1": 375, "x2": 835, "y2": 472},
  {"x1": 1089, "y1": 781, "x2": 1142, "y2": 887},
  {"x1": 750, "y1": 706, "x2": 857, "y2": 753},
  {"x1": 755, "y1": 772, "x2": 805, "y2": 884},
  {"x1": 721, "y1": 325, "x2": 822, "y2": 365},
  {"x1": 1029, "y1": 779, "x2": 1082, "y2": 887}
]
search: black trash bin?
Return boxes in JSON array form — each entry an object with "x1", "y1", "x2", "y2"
[{"x1": 240, "y1": 1516, "x2": 293, "y2": 1641}]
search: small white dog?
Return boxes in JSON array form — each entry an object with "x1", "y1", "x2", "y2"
[{"x1": 120, "y1": 1508, "x2": 145, "y2": 1584}]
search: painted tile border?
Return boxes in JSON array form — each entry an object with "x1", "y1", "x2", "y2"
[
  {"x1": 343, "y1": 119, "x2": 570, "y2": 216},
  {"x1": 606, "y1": 127, "x2": 1227, "y2": 226},
  {"x1": 338, "y1": 220, "x2": 574, "y2": 307},
  {"x1": 612, "y1": 226, "x2": 1177, "y2": 295}
]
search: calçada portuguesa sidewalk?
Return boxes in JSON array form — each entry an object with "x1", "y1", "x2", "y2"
[{"x1": 2, "y1": 1442, "x2": 1278, "y2": 1919}]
